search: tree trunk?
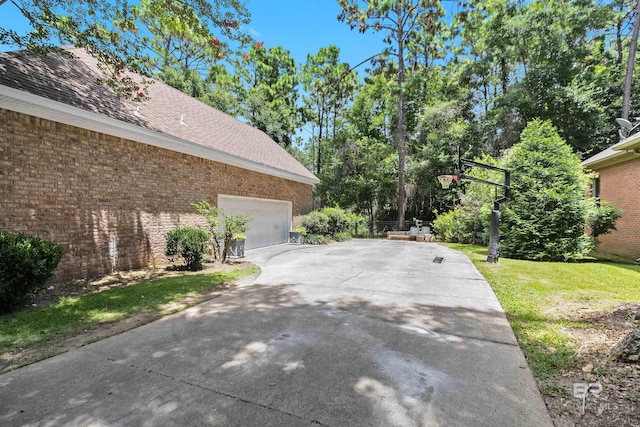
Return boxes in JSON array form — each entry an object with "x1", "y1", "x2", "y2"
[
  {"x1": 396, "y1": 24, "x2": 407, "y2": 228},
  {"x1": 622, "y1": 0, "x2": 640, "y2": 121},
  {"x1": 617, "y1": 0, "x2": 625, "y2": 64},
  {"x1": 221, "y1": 237, "x2": 231, "y2": 263},
  {"x1": 317, "y1": 107, "x2": 324, "y2": 175},
  {"x1": 500, "y1": 55, "x2": 508, "y2": 95}
]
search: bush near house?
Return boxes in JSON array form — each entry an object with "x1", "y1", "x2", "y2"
[
  {"x1": 0, "y1": 232, "x2": 63, "y2": 313},
  {"x1": 300, "y1": 207, "x2": 367, "y2": 244},
  {"x1": 165, "y1": 227, "x2": 209, "y2": 271},
  {"x1": 587, "y1": 200, "x2": 622, "y2": 242}
]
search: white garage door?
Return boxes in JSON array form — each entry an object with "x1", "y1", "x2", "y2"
[{"x1": 218, "y1": 195, "x2": 291, "y2": 250}]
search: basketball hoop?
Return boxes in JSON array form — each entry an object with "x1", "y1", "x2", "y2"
[{"x1": 437, "y1": 175, "x2": 457, "y2": 189}]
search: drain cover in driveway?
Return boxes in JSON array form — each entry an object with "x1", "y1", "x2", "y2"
[{"x1": 433, "y1": 256, "x2": 444, "y2": 263}]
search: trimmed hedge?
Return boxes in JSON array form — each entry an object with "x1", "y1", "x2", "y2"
[{"x1": 0, "y1": 232, "x2": 63, "y2": 312}]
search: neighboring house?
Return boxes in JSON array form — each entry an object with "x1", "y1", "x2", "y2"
[
  {"x1": 0, "y1": 48, "x2": 318, "y2": 281},
  {"x1": 582, "y1": 133, "x2": 640, "y2": 261}
]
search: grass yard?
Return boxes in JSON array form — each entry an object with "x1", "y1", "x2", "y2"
[
  {"x1": 445, "y1": 243, "x2": 640, "y2": 426},
  {"x1": 0, "y1": 264, "x2": 259, "y2": 372}
]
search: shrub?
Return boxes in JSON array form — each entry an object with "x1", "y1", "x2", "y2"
[
  {"x1": 432, "y1": 208, "x2": 463, "y2": 242},
  {"x1": 334, "y1": 232, "x2": 353, "y2": 242},
  {"x1": 301, "y1": 211, "x2": 330, "y2": 235},
  {"x1": 165, "y1": 227, "x2": 210, "y2": 271},
  {"x1": 501, "y1": 120, "x2": 593, "y2": 261},
  {"x1": 343, "y1": 211, "x2": 368, "y2": 237},
  {"x1": 0, "y1": 232, "x2": 63, "y2": 312},
  {"x1": 300, "y1": 207, "x2": 368, "y2": 238},
  {"x1": 303, "y1": 234, "x2": 330, "y2": 245},
  {"x1": 324, "y1": 207, "x2": 348, "y2": 235},
  {"x1": 588, "y1": 201, "x2": 622, "y2": 240}
]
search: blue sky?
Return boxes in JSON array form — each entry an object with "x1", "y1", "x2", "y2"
[
  {"x1": 0, "y1": 0, "x2": 389, "y2": 69},
  {"x1": 246, "y1": 0, "x2": 385, "y2": 68}
]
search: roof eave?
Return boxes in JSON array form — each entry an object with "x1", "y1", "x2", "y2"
[
  {"x1": 613, "y1": 130, "x2": 640, "y2": 151},
  {"x1": 0, "y1": 85, "x2": 319, "y2": 185},
  {"x1": 582, "y1": 150, "x2": 639, "y2": 170}
]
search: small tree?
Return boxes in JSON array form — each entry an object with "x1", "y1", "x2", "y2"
[
  {"x1": 192, "y1": 201, "x2": 223, "y2": 260},
  {"x1": 501, "y1": 119, "x2": 594, "y2": 261},
  {"x1": 220, "y1": 213, "x2": 253, "y2": 262}
]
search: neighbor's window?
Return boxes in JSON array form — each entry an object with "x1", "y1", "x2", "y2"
[{"x1": 592, "y1": 177, "x2": 600, "y2": 203}]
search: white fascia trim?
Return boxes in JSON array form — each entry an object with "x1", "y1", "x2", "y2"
[
  {"x1": 613, "y1": 130, "x2": 640, "y2": 151},
  {"x1": 582, "y1": 150, "x2": 635, "y2": 169},
  {"x1": 0, "y1": 86, "x2": 319, "y2": 185}
]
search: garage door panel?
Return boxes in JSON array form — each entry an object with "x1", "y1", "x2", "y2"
[{"x1": 218, "y1": 195, "x2": 291, "y2": 250}]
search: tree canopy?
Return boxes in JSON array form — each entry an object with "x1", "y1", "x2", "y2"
[{"x1": 2, "y1": 0, "x2": 638, "y2": 229}]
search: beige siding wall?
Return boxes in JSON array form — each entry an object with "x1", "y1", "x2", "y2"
[
  {"x1": 0, "y1": 108, "x2": 313, "y2": 281},
  {"x1": 595, "y1": 157, "x2": 640, "y2": 260}
]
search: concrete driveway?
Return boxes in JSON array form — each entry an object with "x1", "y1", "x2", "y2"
[{"x1": 0, "y1": 240, "x2": 552, "y2": 426}]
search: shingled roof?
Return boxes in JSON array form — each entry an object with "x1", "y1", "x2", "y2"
[{"x1": 0, "y1": 48, "x2": 318, "y2": 184}]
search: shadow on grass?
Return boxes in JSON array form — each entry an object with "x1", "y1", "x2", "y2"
[{"x1": 0, "y1": 267, "x2": 258, "y2": 353}]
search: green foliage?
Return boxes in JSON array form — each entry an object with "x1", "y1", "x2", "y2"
[
  {"x1": 432, "y1": 209, "x2": 463, "y2": 242},
  {"x1": 300, "y1": 207, "x2": 367, "y2": 238},
  {"x1": 165, "y1": 227, "x2": 209, "y2": 271},
  {"x1": 300, "y1": 211, "x2": 330, "y2": 236},
  {"x1": 303, "y1": 234, "x2": 330, "y2": 245},
  {"x1": 501, "y1": 120, "x2": 594, "y2": 261},
  {"x1": 450, "y1": 243, "x2": 640, "y2": 381},
  {"x1": 432, "y1": 153, "x2": 499, "y2": 245},
  {"x1": 301, "y1": 45, "x2": 358, "y2": 174},
  {"x1": 344, "y1": 210, "x2": 369, "y2": 237},
  {"x1": 0, "y1": 232, "x2": 63, "y2": 313},
  {"x1": 432, "y1": 204, "x2": 492, "y2": 245},
  {"x1": 2, "y1": 0, "x2": 252, "y2": 100},
  {"x1": 292, "y1": 226, "x2": 306, "y2": 234},
  {"x1": 220, "y1": 213, "x2": 253, "y2": 262},
  {"x1": 0, "y1": 266, "x2": 259, "y2": 361},
  {"x1": 334, "y1": 232, "x2": 353, "y2": 242},
  {"x1": 192, "y1": 200, "x2": 222, "y2": 259},
  {"x1": 453, "y1": 0, "x2": 618, "y2": 155},
  {"x1": 233, "y1": 43, "x2": 301, "y2": 146},
  {"x1": 587, "y1": 201, "x2": 622, "y2": 240}
]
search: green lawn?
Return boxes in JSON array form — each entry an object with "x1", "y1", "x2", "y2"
[
  {"x1": 0, "y1": 266, "x2": 259, "y2": 355},
  {"x1": 443, "y1": 244, "x2": 640, "y2": 379}
]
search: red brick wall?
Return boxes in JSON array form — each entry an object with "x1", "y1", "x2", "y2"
[
  {"x1": 0, "y1": 108, "x2": 313, "y2": 281},
  {"x1": 595, "y1": 157, "x2": 640, "y2": 260}
]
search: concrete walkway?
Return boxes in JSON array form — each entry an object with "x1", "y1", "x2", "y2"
[{"x1": 0, "y1": 240, "x2": 552, "y2": 426}]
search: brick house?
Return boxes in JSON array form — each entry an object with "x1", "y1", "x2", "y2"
[
  {"x1": 583, "y1": 133, "x2": 640, "y2": 261},
  {"x1": 0, "y1": 48, "x2": 318, "y2": 281}
]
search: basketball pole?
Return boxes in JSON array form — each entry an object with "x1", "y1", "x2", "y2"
[{"x1": 450, "y1": 146, "x2": 511, "y2": 263}]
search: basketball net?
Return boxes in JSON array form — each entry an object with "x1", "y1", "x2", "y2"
[{"x1": 437, "y1": 175, "x2": 456, "y2": 189}]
